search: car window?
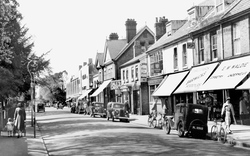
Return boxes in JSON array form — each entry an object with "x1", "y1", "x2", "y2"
[
  {"x1": 113, "y1": 104, "x2": 124, "y2": 108},
  {"x1": 95, "y1": 103, "x2": 104, "y2": 107}
]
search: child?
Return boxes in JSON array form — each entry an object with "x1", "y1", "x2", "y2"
[{"x1": 5, "y1": 118, "x2": 14, "y2": 137}]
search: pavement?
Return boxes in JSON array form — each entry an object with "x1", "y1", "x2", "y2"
[
  {"x1": 0, "y1": 112, "x2": 49, "y2": 156},
  {"x1": 130, "y1": 114, "x2": 250, "y2": 149}
]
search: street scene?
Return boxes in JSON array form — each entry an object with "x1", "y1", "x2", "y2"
[
  {"x1": 2, "y1": 0, "x2": 250, "y2": 155},
  {"x1": 2, "y1": 107, "x2": 250, "y2": 156}
]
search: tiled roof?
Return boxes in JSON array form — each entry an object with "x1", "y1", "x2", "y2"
[
  {"x1": 223, "y1": 0, "x2": 249, "y2": 19},
  {"x1": 114, "y1": 25, "x2": 155, "y2": 60},
  {"x1": 147, "y1": 21, "x2": 190, "y2": 52},
  {"x1": 106, "y1": 39, "x2": 127, "y2": 59},
  {"x1": 120, "y1": 53, "x2": 146, "y2": 68},
  {"x1": 96, "y1": 53, "x2": 104, "y2": 66}
]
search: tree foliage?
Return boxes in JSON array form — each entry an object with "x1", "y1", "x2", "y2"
[{"x1": 0, "y1": 0, "x2": 50, "y2": 100}]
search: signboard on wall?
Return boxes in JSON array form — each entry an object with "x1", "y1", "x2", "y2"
[
  {"x1": 111, "y1": 80, "x2": 121, "y2": 90},
  {"x1": 187, "y1": 42, "x2": 195, "y2": 49},
  {"x1": 154, "y1": 62, "x2": 162, "y2": 73},
  {"x1": 140, "y1": 63, "x2": 148, "y2": 78}
]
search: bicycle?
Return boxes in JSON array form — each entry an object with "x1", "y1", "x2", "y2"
[
  {"x1": 210, "y1": 119, "x2": 227, "y2": 144},
  {"x1": 148, "y1": 112, "x2": 157, "y2": 128}
]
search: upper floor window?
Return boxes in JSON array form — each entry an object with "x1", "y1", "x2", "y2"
[
  {"x1": 216, "y1": 0, "x2": 223, "y2": 13},
  {"x1": 211, "y1": 32, "x2": 218, "y2": 60},
  {"x1": 131, "y1": 66, "x2": 134, "y2": 80},
  {"x1": 150, "y1": 50, "x2": 163, "y2": 76},
  {"x1": 135, "y1": 65, "x2": 139, "y2": 80},
  {"x1": 122, "y1": 70, "x2": 125, "y2": 82},
  {"x1": 198, "y1": 36, "x2": 205, "y2": 63},
  {"x1": 182, "y1": 44, "x2": 187, "y2": 67},
  {"x1": 174, "y1": 47, "x2": 178, "y2": 69},
  {"x1": 126, "y1": 69, "x2": 129, "y2": 82},
  {"x1": 233, "y1": 22, "x2": 241, "y2": 55}
]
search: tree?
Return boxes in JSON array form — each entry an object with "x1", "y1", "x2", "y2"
[
  {"x1": 0, "y1": 0, "x2": 51, "y2": 100},
  {"x1": 37, "y1": 71, "x2": 66, "y2": 103}
]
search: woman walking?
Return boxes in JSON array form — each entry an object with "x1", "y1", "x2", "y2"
[
  {"x1": 221, "y1": 97, "x2": 236, "y2": 134},
  {"x1": 14, "y1": 103, "x2": 26, "y2": 138}
]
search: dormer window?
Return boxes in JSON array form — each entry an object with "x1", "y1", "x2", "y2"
[
  {"x1": 166, "y1": 23, "x2": 172, "y2": 36},
  {"x1": 216, "y1": 0, "x2": 224, "y2": 13}
]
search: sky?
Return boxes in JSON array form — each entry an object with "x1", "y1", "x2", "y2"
[{"x1": 18, "y1": 0, "x2": 204, "y2": 76}]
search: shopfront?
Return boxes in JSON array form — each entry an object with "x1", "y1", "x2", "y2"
[
  {"x1": 198, "y1": 55, "x2": 250, "y2": 122},
  {"x1": 152, "y1": 71, "x2": 189, "y2": 115}
]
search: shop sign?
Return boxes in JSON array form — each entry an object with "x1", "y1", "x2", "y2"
[
  {"x1": 140, "y1": 63, "x2": 148, "y2": 78},
  {"x1": 187, "y1": 42, "x2": 195, "y2": 49},
  {"x1": 154, "y1": 62, "x2": 162, "y2": 73},
  {"x1": 110, "y1": 80, "x2": 121, "y2": 90}
]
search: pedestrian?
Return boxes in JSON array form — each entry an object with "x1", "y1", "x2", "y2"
[
  {"x1": 151, "y1": 98, "x2": 158, "y2": 119},
  {"x1": 221, "y1": 97, "x2": 236, "y2": 134},
  {"x1": 14, "y1": 103, "x2": 26, "y2": 138},
  {"x1": 124, "y1": 100, "x2": 130, "y2": 113},
  {"x1": 5, "y1": 118, "x2": 14, "y2": 137}
]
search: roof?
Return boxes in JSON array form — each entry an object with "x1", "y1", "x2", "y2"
[
  {"x1": 105, "y1": 39, "x2": 127, "y2": 60},
  {"x1": 197, "y1": 0, "x2": 214, "y2": 6},
  {"x1": 114, "y1": 25, "x2": 155, "y2": 60},
  {"x1": 120, "y1": 53, "x2": 146, "y2": 68},
  {"x1": 95, "y1": 52, "x2": 104, "y2": 66},
  {"x1": 147, "y1": 20, "x2": 190, "y2": 52},
  {"x1": 222, "y1": 0, "x2": 249, "y2": 19}
]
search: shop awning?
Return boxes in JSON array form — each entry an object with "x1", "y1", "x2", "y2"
[
  {"x1": 174, "y1": 63, "x2": 219, "y2": 94},
  {"x1": 152, "y1": 71, "x2": 189, "y2": 97},
  {"x1": 237, "y1": 77, "x2": 250, "y2": 90},
  {"x1": 199, "y1": 56, "x2": 250, "y2": 91},
  {"x1": 78, "y1": 89, "x2": 92, "y2": 100},
  {"x1": 90, "y1": 79, "x2": 112, "y2": 97}
]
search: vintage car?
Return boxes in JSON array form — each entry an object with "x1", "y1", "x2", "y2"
[
  {"x1": 75, "y1": 100, "x2": 90, "y2": 115},
  {"x1": 37, "y1": 103, "x2": 45, "y2": 112},
  {"x1": 163, "y1": 103, "x2": 208, "y2": 138},
  {"x1": 106, "y1": 102, "x2": 130, "y2": 122},
  {"x1": 91, "y1": 102, "x2": 106, "y2": 118}
]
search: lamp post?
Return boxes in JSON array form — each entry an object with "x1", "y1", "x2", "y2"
[{"x1": 27, "y1": 59, "x2": 36, "y2": 138}]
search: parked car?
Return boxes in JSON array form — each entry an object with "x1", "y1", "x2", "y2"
[
  {"x1": 91, "y1": 102, "x2": 106, "y2": 118},
  {"x1": 37, "y1": 103, "x2": 45, "y2": 112},
  {"x1": 163, "y1": 103, "x2": 208, "y2": 139},
  {"x1": 106, "y1": 102, "x2": 130, "y2": 122}
]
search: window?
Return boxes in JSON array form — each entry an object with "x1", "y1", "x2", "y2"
[
  {"x1": 216, "y1": 0, "x2": 223, "y2": 12},
  {"x1": 233, "y1": 22, "x2": 241, "y2": 55},
  {"x1": 123, "y1": 70, "x2": 125, "y2": 82},
  {"x1": 182, "y1": 44, "x2": 187, "y2": 67},
  {"x1": 211, "y1": 32, "x2": 218, "y2": 60},
  {"x1": 126, "y1": 69, "x2": 129, "y2": 82},
  {"x1": 174, "y1": 47, "x2": 178, "y2": 69},
  {"x1": 150, "y1": 50, "x2": 163, "y2": 76},
  {"x1": 135, "y1": 65, "x2": 139, "y2": 80},
  {"x1": 198, "y1": 36, "x2": 205, "y2": 63},
  {"x1": 131, "y1": 66, "x2": 134, "y2": 81}
]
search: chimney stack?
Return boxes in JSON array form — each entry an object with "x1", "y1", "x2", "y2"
[
  {"x1": 155, "y1": 16, "x2": 168, "y2": 41},
  {"x1": 109, "y1": 33, "x2": 119, "y2": 40},
  {"x1": 125, "y1": 19, "x2": 137, "y2": 43}
]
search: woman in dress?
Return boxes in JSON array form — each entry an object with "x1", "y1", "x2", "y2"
[
  {"x1": 221, "y1": 97, "x2": 236, "y2": 134},
  {"x1": 14, "y1": 103, "x2": 26, "y2": 138}
]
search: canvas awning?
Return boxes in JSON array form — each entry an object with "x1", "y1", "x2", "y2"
[
  {"x1": 78, "y1": 89, "x2": 93, "y2": 100},
  {"x1": 174, "y1": 63, "x2": 218, "y2": 94},
  {"x1": 152, "y1": 71, "x2": 189, "y2": 97},
  {"x1": 199, "y1": 56, "x2": 250, "y2": 91},
  {"x1": 90, "y1": 79, "x2": 112, "y2": 97},
  {"x1": 237, "y1": 77, "x2": 250, "y2": 90}
]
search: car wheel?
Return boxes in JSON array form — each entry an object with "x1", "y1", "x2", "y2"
[
  {"x1": 178, "y1": 122, "x2": 185, "y2": 137},
  {"x1": 164, "y1": 120, "x2": 171, "y2": 134}
]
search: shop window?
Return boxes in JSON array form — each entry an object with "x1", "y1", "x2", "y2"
[
  {"x1": 198, "y1": 36, "x2": 205, "y2": 63},
  {"x1": 174, "y1": 47, "x2": 178, "y2": 70},
  {"x1": 233, "y1": 22, "x2": 241, "y2": 55},
  {"x1": 182, "y1": 44, "x2": 187, "y2": 67},
  {"x1": 211, "y1": 32, "x2": 218, "y2": 61}
]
